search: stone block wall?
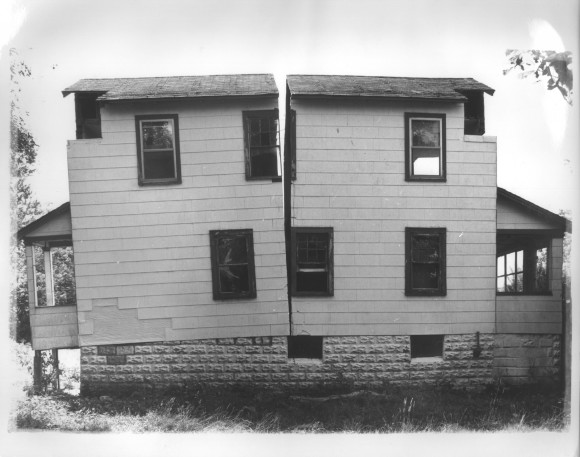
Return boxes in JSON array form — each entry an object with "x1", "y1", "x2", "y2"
[
  {"x1": 80, "y1": 334, "x2": 497, "y2": 395},
  {"x1": 493, "y1": 334, "x2": 561, "y2": 384}
]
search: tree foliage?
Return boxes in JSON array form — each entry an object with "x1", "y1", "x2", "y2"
[
  {"x1": 10, "y1": 49, "x2": 44, "y2": 343},
  {"x1": 504, "y1": 50, "x2": 573, "y2": 105}
]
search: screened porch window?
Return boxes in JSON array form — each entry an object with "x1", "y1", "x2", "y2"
[
  {"x1": 33, "y1": 244, "x2": 77, "y2": 307},
  {"x1": 497, "y1": 239, "x2": 550, "y2": 294},
  {"x1": 496, "y1": 239, "x2": 549, "y2": 294}
]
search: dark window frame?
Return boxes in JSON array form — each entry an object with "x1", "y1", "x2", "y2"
[
  {"x1": 135, "y1": 114, "x2": 182, "y2": 186},
  {"x1": 405, "y1": 227, "x2": 447, "y2": 296},
  {"x1": 291, "y1": 227, "x2": 334, "y2": 297},
  {"x1": 209, "y1": 229, "x2": 257, "y2": 300},
  {"x1": 410, "y1": 335, "x2": 444, "y2": 359},
  {"x1": 243, "y1": 109, "x2": 281, "y2": 181},
  {"x1": 405, "y1": 113, "x2": 446, "y2": 182}
]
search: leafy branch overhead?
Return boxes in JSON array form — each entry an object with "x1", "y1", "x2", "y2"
[{"x1": 504, "y1": 50, "x2": 573, "y2": 105}]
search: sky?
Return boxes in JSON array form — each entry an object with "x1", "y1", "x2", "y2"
[{"x1": 1, "y1": 0, "x2": 578, "y2": 216}]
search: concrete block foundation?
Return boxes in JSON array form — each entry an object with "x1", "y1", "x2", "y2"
[{"x1": 80, "y1": 333, "x2": 561, "y2": 395}]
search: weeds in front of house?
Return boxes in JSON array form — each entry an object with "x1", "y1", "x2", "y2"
[{"x1": 14, "y1": 382, "x2": 566, "y2": 433}]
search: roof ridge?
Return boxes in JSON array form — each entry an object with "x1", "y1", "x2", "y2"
[
  {"x1": 286, "y1": 74, "x2": 479, "y2": 80},
  {"x1": 74, "y1": 73, "x2": 275, "y2": 81}
]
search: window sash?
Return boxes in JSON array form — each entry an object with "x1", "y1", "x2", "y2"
[
  {"x1": 135, "y1": 115, "x2": 181, "y2": 185},
  {"x1": 405, "y1": 228, "x2": 446, "y2": 296},
  {"x1": 405, "y1": 113, "x2": 446, "y2": 181},
  {"x1": 139, "y1": 119, "x2": 177, "y2": 181},
  {"x1": 291, "y1": 228, "x2": 333, "y2": 296},
  {"x1": 210, "y1": 230, "x2": 256, "y2": 300},
  {"x1": 243, "y1": 110, "x2": 281, "y2": 179},
  {"x1": 410, "y1": 118, "x2": 442, "y2": 176}
]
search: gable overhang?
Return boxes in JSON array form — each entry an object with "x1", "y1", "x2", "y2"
[
  {"x1": 17, "y1": 202, "x2": 73, "y2": 245},
  {"x1": 497, "y1": 188, "x2": 570, "y2": 236}
]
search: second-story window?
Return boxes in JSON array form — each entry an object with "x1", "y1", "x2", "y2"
[
  {"x1": 405, "y1": 113, "x2": 446, "y2": 182},
  {"x1": 135, "y1": 114, "x2": 181, "y2": 186},
  {"x1": 243, "y1": 110, "x2": 280, "y2": 180}
]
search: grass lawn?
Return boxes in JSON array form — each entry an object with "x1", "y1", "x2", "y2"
[{"x1": 14, "y1": 383, "x2": 567, "y2": 433}]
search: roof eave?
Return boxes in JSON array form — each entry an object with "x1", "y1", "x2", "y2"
[
  {"x1": 98, "y1": 93, "x2": 279, "y2": 103},
  {"x1": 289, "y1": 93, "x2": 467, "y2": 102}
]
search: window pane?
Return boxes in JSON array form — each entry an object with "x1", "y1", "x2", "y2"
[
  {"x1": 219, "y1": 265, "x2": 250, "y2": 294},
  {"x1": 506, "y1": 274, "x2": 516, "y2": 292},
  {"x1": 33, "y1": 245, "x2": 47, "y2": 307},
  {"x1": 412, "y1": 235, "x2": 439, "y2": 262},
  {"x1": 506, "y1": 252, "x2": 516, "y2": 274},
  {"x1": 535, "y1": 247, "x2": 548, "y2": 291},
  {"x1": 297, "y1": 271, "x2": 328, "y2": 293},
  {"x1": 516, "y1": 250, "x2": 524, "y2": 273},
  {"x1": 142, "y1": 121, "x2": 173, "y2": 149},
  {"x1": 412, "y1": 264, "x2": 439, "y2": 289},
  {"x1": 218, "y1": 236, "x2": 248, "y2": 265},
  {"x1": 250, "y1": 147, "x2": 278, "y2": 178},
  {"x1": 249, "y1": 118, "x2": 277, "y2": 147},
  {"x1": 297, "y1": 234, "x2": 328, "y2": 264},
  {"x1": 497, "y1": 256, "x2": 505, "y2": 276},
  {"x1": 412, "y1": 153, "x2": 440, "y2": 176},
  {"x1": 497, "y1": 276, "x2": 505, "y2": 293},
  {"x1": 412, "y1": 120, "x2": 440, "y2": 147},
  {"x1": 143, "y1": 150, "x2": 175, "y2": 179},
  {"x1": 516, "y1": 273, "x2": 524, "y2": 292},
  {"x1": 52, "y1": 247, "x2": 77, "y2": 307}
]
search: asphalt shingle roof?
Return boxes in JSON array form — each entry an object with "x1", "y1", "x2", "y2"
[
  {"x1": 286, "y1": 75, "x2": 494, "y2": 101},
  {"x1": 62, "y1": 74, "x2": 278, "y2": 101}
]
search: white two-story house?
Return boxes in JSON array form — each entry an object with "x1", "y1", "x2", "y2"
[{"x1": 18, "y1": 74, "x2": 567, "y2": 394}]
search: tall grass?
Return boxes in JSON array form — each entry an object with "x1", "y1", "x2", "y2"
[{"x1": 14, "y1": 383, "x2": 566, "y2": 433}]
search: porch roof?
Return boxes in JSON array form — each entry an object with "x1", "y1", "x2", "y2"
[{"x1": 17, "y1": 202, "x2": 72, "y2": 244}]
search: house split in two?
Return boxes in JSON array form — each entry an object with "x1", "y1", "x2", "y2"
[{"x1": 17, "y1": 74, "x2": 568, "y2": 395}]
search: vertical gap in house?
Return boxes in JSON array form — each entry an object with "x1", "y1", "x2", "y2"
[{"x1": 283, "y1": 84, "x2": 293, "y2": 335}]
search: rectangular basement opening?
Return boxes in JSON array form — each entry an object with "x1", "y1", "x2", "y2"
[
  {"x1": 287, "y1": 336, "x2": 323, "y2": 359},
  {"x1": 410, "y1": 335, "x2": 444, "y2": 359}
]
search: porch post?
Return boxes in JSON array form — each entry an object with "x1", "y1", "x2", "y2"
[
  {"x1": 52, "y1": 349, "x2": 60, "y2": 391},
  {"x1": 33, "y1": 350, "x2": 42, "y2": 392}
]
